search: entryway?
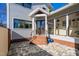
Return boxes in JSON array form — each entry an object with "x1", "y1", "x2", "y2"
[
  {"x1": 29, "y1": 8, "x2": 49, "y2": 44},
  {"x1": 36, "y1": 19, "x2": 45, "y2": 35},
  {"x1": 31, "y1": 16, "x2": 48, "y2": 45}
]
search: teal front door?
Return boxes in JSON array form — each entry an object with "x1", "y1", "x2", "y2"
[{"x1": 36, "y1": 20, "x2": 45, "y2": 35}]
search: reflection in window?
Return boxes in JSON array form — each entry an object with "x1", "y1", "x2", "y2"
[
  {"x1": 0, "y1": 3, "x2": 7, "y2": 27},
  {"x1": 14, "y1": 18, "x2": 32, "y2": 29}
]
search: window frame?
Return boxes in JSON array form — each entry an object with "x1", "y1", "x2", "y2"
[{"x1": 13, "y1": 18, "x2": 32, "y2": 29}]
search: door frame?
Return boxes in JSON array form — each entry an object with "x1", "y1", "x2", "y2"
[{"x1": 32, "y1": 14, "x2": 48, "y2": 36}]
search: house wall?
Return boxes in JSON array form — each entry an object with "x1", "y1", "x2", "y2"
[
  {"x1": 9, "y1": 3, "x2": 32, "y2": 40},
  {"x1": 0, "y1": 27, "x2": 8, "y2": 56}
]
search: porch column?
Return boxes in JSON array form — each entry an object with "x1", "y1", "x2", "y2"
[
  {"x1": 32, "y1": 17, "x2": 35, "y2": 36},
  {"x1": 66, "y1": 14, "x2": 69, "y2": 36},
  {"x1": 45, "y1": 15, "x2": 48, "y2": 36},
  {"x1": 54, "y1": 18, "x2": 56, "y2": 35}
]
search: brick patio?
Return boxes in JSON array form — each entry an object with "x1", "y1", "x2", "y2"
[{"x1": 8, "y1": 41, "x2": 79, "y2": 56}]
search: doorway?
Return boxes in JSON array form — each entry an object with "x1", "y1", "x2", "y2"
[{"x1": 36, "y1": 20, "x2": 45, "y2": 35}]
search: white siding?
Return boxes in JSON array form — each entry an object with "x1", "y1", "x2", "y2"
[
  {"x1": 12, "y1": 29, "x2": 32, "y2": 39},
  {"x1": 9, "y1": 3, "x2": 32, "y2": 40},
  {"x1": 32, "y1": 4, "x2": 49, "y2": 12}
]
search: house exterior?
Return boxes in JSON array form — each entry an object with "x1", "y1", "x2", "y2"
[
  {"x1": 29, "y1": 3, "x2": 79, "y2": 47},
  {"x1": 6, "y1": 3, "x2": 79, "y2": 48},
  {"x1": 49, "y1": 3, "x2": 79, "y2": 48},
  {"x1": 7, "y1": 3, "x2": 52, "y2": 40},
  {"x1": 1, "y1": 3, "x2": 79, "y2": 56}
]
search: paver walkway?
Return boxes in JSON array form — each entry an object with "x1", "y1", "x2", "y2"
[{"x1": 8, "y1": 41, "x2": 79, "y2": 56}]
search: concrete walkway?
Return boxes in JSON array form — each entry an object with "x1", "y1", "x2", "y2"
[{"x1": 8, "y1": 41, "x2": 79, "y2": 56}]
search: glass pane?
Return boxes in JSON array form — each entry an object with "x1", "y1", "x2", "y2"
[
  {"x1": 14, "y1": 18, "x2": 32, "y2": 28},
  {"x1": 41, "y1": 20, "x2": 45, "y2": 28},
  {"x1": 56, "y1": 16, "x2": 66, "y2": 35},
  {"x1": 69, "y1": 11, "x2": 79, "y2": 37}
]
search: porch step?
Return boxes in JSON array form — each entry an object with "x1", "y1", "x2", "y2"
[{"x1": 30, "y1": 36, "x2": 48, "y2": 45}]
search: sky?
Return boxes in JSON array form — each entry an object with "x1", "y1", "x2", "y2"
[
  {"x1": 0, "y1": 3, "x2": 68, "y2": 27},
  {"x1": 0, "y1": 3, "x2": 7, "y2": 26},
  {"x1": 51, "y1": 3, "x2": 68, "y2": 10}
]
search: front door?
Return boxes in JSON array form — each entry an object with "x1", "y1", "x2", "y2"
[{"x1": 36, "y1": 20, "x2": 45, "y2": 35}]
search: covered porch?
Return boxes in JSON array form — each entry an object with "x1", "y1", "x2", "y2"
[{"x1": 48, "y1": 3, "x2": 79, "y2": 48}]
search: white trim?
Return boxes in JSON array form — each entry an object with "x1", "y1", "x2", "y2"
[
  {"x1": 31, "y1": 14, "x2": 48, "y2": 36},
  {"x1": 45, "y1": 15, "x2": 48, "y2": 36},
  {"x1": 32, "y1": 17, "x2": 35, "y2": 36},
  {"x1": 66, "y1": 14, "x2": 69, "y2": 36},
  {"x1": 35, "y1": 14, "x2": 47, "y2": 17},
  {"x1": 54, "y1": 18, "x2": 56, "y2": 35},
  {"x1": 66, "y1": 14, "x2": 69, "y2": 29},
  {"x1": 29, "y1": 8, "x2": 49, "y2": 17},
  {"x1": 50, "y1": 3, "x2": 76, "y2": 15},
  {"x1": 12, "y1": 17, "x2": 14, "y2": 30},
  {"x1": 32, "y1": 17, "x2": 35, "y2": 31},
  {"x1": 7, "y1": 3, "x2": 9, "y2": 28}
]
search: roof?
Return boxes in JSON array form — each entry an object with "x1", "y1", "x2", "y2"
[
  {"x1": 29, "y1": 8, "x2": 49, "y2": 17},
  {"x1": 29, "y1": 3, "x2": 77, "y2": 17},
  {"x1": 50, "y1": 3, "x2": 76, "y2": 15}
]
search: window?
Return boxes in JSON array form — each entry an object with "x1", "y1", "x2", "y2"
[
  {"x1": 17, "y1": 3, "x2": 24, "y2": 6},
  {"x1": 24, "y1": 3, "x2": 32, "y2": 9},
  {"x1": 56, "y1": 16, "x2": 66, "y2": 29},
  {"x1": 56, "y1": 19, "x2": 60, "y2": 29},
  {"x1": 62, "y1": 20, "x2": 66, "y2": 27},
  {"x1": 17, "y1": 3, "x2": 32, "y2": 9},
  {"x1": 56, "y1": 19, "x2": 60, "y2": 22},
  {"x1": 42, "y1": 7, "x2": 46, "y2": 10},
  {"x1": 14, "y1": 18, "x2": 32, "y2": 29}
]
